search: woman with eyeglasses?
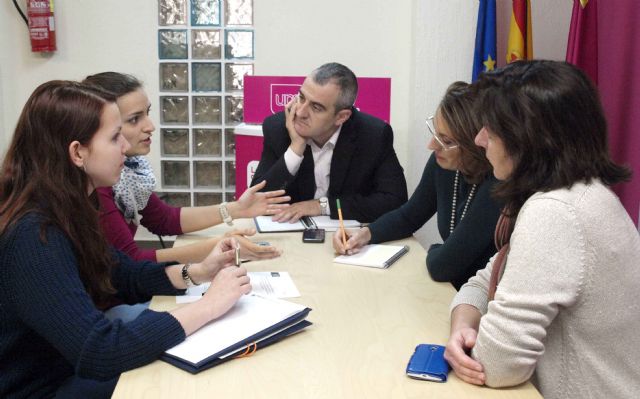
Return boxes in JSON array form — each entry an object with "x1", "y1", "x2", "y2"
[
  {"x1": 444, "y1": 60, "x2": 640, "y2": 398},
  {"x1": 333, "y1": 82, "x2": 501, "y2": 289}
]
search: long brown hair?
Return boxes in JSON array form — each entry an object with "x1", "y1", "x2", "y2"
[
  {"x1": 0, "y1": 80, "x2": 118, "y2": 303},
  {"x1": 474, "y1": 60, "x2": 631, "y2": 217},
  {"x1": 439, "y1": 81, "x2": 492, "y2": 184}
]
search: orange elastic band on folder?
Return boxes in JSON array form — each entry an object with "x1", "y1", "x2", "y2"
[{"x1": 235, "y1": 342, "x2": 258, "y2": 358}]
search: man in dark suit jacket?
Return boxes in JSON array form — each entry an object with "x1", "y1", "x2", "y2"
[{"x1": 251, "y1": 63, "x2": 407, "y2": 223}]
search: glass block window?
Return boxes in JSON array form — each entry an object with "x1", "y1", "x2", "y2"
[
  {"x1": 161, "y1": 128, "x2": 190, "y2": 156},
  {"x1": 225, "y1": 0, "x2": 253, "y2": 26},
  {"x1": 158, "y1": 29, "x2": 188, "y2": 59},
  {"x1": 194, "y1": 128, "x2": 222, "y2": 156},
  {"x1": 224, "y1": 30, "x2": 254, "y2": 59},
  {"x1": 160, "y1": 96, "x2": 189, "y2": 124},
  {"x1": 160, "y1": 63, "x2": 189, "y2": 92},
  {"x1": 159, "y1": 1, "x2": 187, "y2": 25},
  {"x1": 158, "y1": 0, "x2": 253, "y2": 205},
  {"x1": 157, "y1": 192, "x2": 192, "y2": 208},
  {"x1": 162, "y1": 160, "x2": 191, "y2": 188},
  {"x1": 195, "y1": 192, "x2": 223, "y2": 206},
  {"x1": 192, "y1": 63, "x2": 222, "y2": 92},
  {"x1": 191, "y1": 30, "x2": 221, "y2": 59}
]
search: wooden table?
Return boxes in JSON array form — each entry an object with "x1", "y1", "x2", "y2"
[{"x1": 113, "y1": 220, "x2": 541, "y2": 399}]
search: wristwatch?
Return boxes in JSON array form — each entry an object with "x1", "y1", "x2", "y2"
[
  {"x1": 219, "y1": 202, "x2": 233, "y2": 226},
  {"x1": 181, "y1": 263, "x2": 199, "y2": 287},
  {"x1": 319, "y1": 197, "x2": 329, "y2": 215}
]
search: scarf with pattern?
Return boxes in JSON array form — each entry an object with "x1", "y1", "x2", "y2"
[{"x1": 112, "y1": 156, "x2": 156, "y2": 225}]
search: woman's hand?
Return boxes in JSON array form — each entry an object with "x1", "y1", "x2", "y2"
[
  {"x1": 233, "y1": 180, "x2": 290, "y2": 218},
  {"x1": 333, "y1": 227, "x2": 371, "y2": 255},
  {"x1": 224, "y1": 228, "x2": 282, "y2": 260},
  {"x1": 444, "y1": 327, "x2": 486, "y2": 385},
  {"x1": 190, "y1": 237, "x2": 238, "y2": 283},
  {"x1": 201, "y1": 266, "x2": 251, "y2": 320}
]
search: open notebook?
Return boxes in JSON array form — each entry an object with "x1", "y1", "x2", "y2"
[
  {"x1": 161, "y1": 295, "x2": 312, "y2": 374},
  {"x1": 333, "y1": 244, "x2": 410, "y2": 269},
  {"x1": 254, "y1": 215, "x2": 362, "y2": 233}
]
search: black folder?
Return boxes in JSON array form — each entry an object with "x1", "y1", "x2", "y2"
[{"x1": 161, "y1": 298, "x2": 312, "y2": 374}]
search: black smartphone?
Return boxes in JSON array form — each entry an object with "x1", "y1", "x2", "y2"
[{"x1": 302, "y1": 228, "x2": 325, "y2": 243}]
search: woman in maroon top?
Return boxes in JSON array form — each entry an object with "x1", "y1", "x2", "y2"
[{"x1": 85, "y1": 72, "x2": 290, "y2": 264}]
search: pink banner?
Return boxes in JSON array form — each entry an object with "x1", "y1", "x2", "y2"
[
  {"x1": 237, "y1": 75, "x2": 392, "y2": 199},
  {"x1": 244, "y1": 75, "x2": 392, "y2": 124},
  {"x1": 597, "y1": 1, "x2": 640, "y2": 226},
  {"x1": 234, "y1": 125, "x2": 264, "y2": 199}
]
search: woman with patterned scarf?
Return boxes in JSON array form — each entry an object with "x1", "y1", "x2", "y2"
[{"x1": 84, "y1": 72, "x2": 290, "y2": 265}]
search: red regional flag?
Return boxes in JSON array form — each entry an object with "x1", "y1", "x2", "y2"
[{"x1": 566, "y1": 0, "x2": 598, "y2": 84}]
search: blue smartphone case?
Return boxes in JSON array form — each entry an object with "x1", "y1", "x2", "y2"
[{"x1": 405, "y1": 344, "x2": 450, "y2": 382}]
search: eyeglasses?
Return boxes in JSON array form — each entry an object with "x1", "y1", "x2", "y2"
[{"x1": 426, "y1": 116, "x2": 459, "y2": 151}]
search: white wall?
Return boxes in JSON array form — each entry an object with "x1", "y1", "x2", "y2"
[
  {"x1": 0, "y1": 0, "x2": 159, "y2": 157},
  {"x1": 0, "y1": 0, "x2": 572, "y2": 248},
  {"x1": 254, "y1": 0, "x2": 414, "y2": 169}
]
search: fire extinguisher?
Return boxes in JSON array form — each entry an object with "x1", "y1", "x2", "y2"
[{"x1": 26, "y1": 0, "x2": 57, "y2": 52}]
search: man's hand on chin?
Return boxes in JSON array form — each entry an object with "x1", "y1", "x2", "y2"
[{"x1": 285, "y1": 96, "x2": 306, "y2": 155}]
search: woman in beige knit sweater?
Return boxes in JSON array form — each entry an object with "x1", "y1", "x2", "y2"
[{"x1": 444, "y1": 60, "x2": 640, "y2": 399}]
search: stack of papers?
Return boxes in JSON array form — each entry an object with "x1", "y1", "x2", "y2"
[{"x1": 162, "y1": 295, "x2": 311, "y2": 373}]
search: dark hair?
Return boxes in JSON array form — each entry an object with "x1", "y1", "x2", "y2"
[
  {"x1": 439, "y1": 81, "x2": 492, "y2": 184},
  {"x1": 83, "y1": 71, "x2": 142, "y2": 97},
  {"x1": 474, "y1": 60, "x2": 631, "y2": 216},
  {"x1": 311, "y1": 62, "x2": 358, "y2": 111},
  {"x1": 0, "y1": 80, "x2": 118, "y2": 303}
]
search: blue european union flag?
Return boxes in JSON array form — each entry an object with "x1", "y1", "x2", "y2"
[{"x1": 472, "y1": 0, "x2": 497, "y2": 82}]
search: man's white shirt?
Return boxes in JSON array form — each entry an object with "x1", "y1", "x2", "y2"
[{"x1": 283, "y1": 126, "x2": 341, "y2": 213}]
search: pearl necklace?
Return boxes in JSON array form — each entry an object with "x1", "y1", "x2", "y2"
[{"x1": 450, "y1": 170, "x2": 477, "y2": 234}]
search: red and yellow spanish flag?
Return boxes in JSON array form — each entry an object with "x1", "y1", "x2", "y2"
[{"x1": 506, "y1": 0, "x2": 533, "y2": 63}]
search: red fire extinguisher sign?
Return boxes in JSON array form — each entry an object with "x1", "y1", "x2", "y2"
[{"x1": 27, "y1": 0, "x2": 57, "y2": 52}]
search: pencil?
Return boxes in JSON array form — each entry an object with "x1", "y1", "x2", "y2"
[
  {"x1": 336, "y1": 199, "x2": 347, "y2": 249},
  {"x1": 235, "y1": 243, "x2": 241, "y2": 267}
]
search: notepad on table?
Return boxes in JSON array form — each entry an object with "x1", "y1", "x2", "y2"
[
  {"x1": 333, "y1": 244, "x2": 410, "y2": 269},
  {"x1": 161, "y1": 295, "x2": 312, "y2": 374},
  {"x1": 254, "y1": 215, "x2": 361, "y2": 233}
]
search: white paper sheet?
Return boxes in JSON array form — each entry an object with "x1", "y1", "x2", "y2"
[
  {"x1": 254, "y1": 216, "x2": 305, "y2": 232},
  {"x1": 177, "y1": 271, "x2": 300, "y2": 303}
]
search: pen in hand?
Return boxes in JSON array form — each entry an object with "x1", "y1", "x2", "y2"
[
  {"x1": 337, "y1": 199, "x2": 348, "y2": 252},
  {"x1": 235, "y1": 243, "x2": 240, "y2": 267}
]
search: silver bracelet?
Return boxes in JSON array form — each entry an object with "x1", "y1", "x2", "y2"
[{"x1": 219, "y1": 202, "x2": 233, "y2": 226}]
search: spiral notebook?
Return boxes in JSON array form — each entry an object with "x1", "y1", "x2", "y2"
[{"x1": 333, "y1": 244, "x2": 409, "y2": 269}]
